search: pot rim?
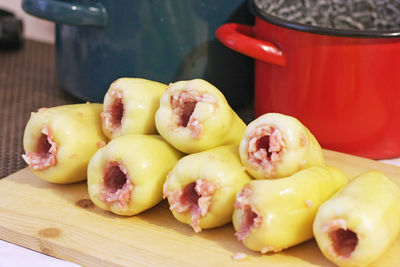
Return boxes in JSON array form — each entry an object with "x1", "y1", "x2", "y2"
[{"x1": 249, "y1": 0, "x2": 400, "y2": 38}]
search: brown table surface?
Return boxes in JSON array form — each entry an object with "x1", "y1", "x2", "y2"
[{"x1": 0, "y1": 39, "x2": 254, "y2": 178}]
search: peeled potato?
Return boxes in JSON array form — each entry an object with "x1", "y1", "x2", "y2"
[
  {"x1": 233, "y1": 166, "x2": 348, "y2": 253},
  {"x1": 87, "y1": 134, "x2": 183, "y2": 216},
  {"x1": 163, "y1": 145, "x2": 252, "y2": 232},
  {"x1": 101, "y1": 78, "x2": 167, "y2": 139},
  {"x1": 239, "y1": 112, "x2": 324, "y2": 179},
  {"x1": 22, "y1": 103, "x2": 107, "y2": 184},
  {"x1": 155, "y1": 79, "x2": 246, "y2": 154},
  {"x1": 313, "y1": 170, "x2": 400, "y2": 267}
]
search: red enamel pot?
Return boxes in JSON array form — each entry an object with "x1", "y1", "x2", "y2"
[{"x1": 216, "y1": 0, "x2": 400, "y2": 159}]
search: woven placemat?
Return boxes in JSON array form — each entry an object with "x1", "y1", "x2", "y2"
[{"x1": 0, "y1": 40, "x2": 80, "y2": 178}]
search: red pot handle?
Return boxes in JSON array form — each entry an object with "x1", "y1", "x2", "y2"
[{"x1": 216, "y1": 23, "x2": 286, "y2": 67}]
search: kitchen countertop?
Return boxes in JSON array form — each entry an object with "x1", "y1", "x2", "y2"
[{"x1": 0, "y1": 239, "x2": 80, "y2": 267}]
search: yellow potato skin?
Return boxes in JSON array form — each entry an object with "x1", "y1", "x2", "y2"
[
  {"x1": 155, "y1": 79, "x2": 246, "y2": 154},
  {"x1": 23, "y1": 103, "x2": 107, "y2": 184},
  {"x1": 233, "y1": 166, "x2": 348, "y2": 252},
  {"x1": 239, "y1": 113, "x2": 325, "y2": 179},
  {"x1": 102, "y1": 78, "x2": 167, "y2": 139},
  {"x1": 313, "y1": 170, "x2": 400, "y2": 267},
  {"x1": 87, "y1": 135, "x2": 183, "y2": 216},
  {"x1": 165, "y1": 145, "x2": 252, "y2": 230}
]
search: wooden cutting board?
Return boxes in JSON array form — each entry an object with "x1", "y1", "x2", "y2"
[{"x1": 1, "y1": 150, "x2": 400, "y2": 267}]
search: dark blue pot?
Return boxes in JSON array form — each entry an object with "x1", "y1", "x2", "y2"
[{"x1": 22, "y1": 0, "x2": 253, "y2": 107}]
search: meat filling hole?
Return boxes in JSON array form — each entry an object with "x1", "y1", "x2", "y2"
[
  {"x1": 100, "y1": 162, "x2": 133, "y2": 208},
  {"x1": 180, "y1": 182, "x2": 200, "y2": 209},
  {"x1": 236, "y1": 206, "x2": 259, "y2": 241},
  {"x1": 170, "y1": 91, "x2": 217, "y2": 139},
  {"x1": 170, "y1": 95, "x2": 197, "y2": 128},
  {"x1": 180, "y1": 100, "x2": 197, "y2": 127},
  {"x1": 22, "y1": 126, "x2": 57, "y2": 170},
  {"x1": 104, "y1": 165, "x2": 127, "y2": 193},
  {"x1": 248, "y1": 126, "x2": 284, "y2": 177},
  {"x1": 109, "y1": 97, "x2": 124, "y2": 129},
  {"x1": 234, "y1": 187, "x2": 263, "y2": 241},
  {"x1": 256, "y1": 135, "x2": 272, "y2": 159},
  {"x1": 168, "y1": 179, "x2": 216, "y2": 232},
  {"x1": 329, "y1": 228, "x2": 358, "y2": 258},
  {"x1": 37, "y1": 133, "x2": 52, "y2": 158}
]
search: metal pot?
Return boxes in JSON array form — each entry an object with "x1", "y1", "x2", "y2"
[
  {"x1": 22, "y1": 0, "x2": 253, "y2": 107},
  {"x1": 216, "y1": 0, "x2": 400, "y2": 159}
]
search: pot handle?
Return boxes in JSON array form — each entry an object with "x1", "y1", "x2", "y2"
[
  {"x1": 22, "y1": 0, "x2": 107, "y2": 27},
  {"x1": 216, "y1": 23, "x2": 286, "y2": 66}
]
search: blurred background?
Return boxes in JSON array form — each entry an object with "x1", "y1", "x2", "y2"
[{"x1": 0, "y1": 0, "x2": 54, "y2": 43}]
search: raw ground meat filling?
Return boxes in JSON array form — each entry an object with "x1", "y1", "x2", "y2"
[
  {"x1": 234, "y1": 187, "x2": 263, "y2": 241},
  {"x1": 247, "y1": 126, "x2": 285, "y2": 177},
  {"x1": 175, "y1": 98, "x2": 197, "y2": 128},
  {"x1": 102, "y1": 90, "x2": 124, "y2": 134},
  {"x1": 100, "y1": 162, "x2": 133, "y2": 208},
  {"x1": 329, "y1": 228, "x2": 358, "y2": 258},
  {"x1": 166, "y1": 179, "x2": 217, "y2": 233},
  {"x1": 22, "y1": 126, "x2": 57, "y2": 170},
  {"x1": 170, "y1": 91, "x2": 217, "y2": 139},
  {"x1": 323, "y1": 219, "x2": 359, "y2": 258}
]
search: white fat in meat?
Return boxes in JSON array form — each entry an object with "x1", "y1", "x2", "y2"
[
  {"x1": 166, "y1": 179, "x2": 217, "y2": 233},
  {"x1": 247, "y1": 125, "x2": 284, "y2": 177},
  {"x1": 170, "y1": 90, "x2": 216, "y2": 139}
]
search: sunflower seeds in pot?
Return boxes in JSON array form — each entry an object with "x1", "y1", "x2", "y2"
[{"x1": 254, "y1": 0, "x2": 400, "y2": 31}]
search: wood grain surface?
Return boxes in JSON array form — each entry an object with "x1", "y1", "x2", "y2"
[{"x1": 0, "y1": 150, "x2": 399, "y2": 267}]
